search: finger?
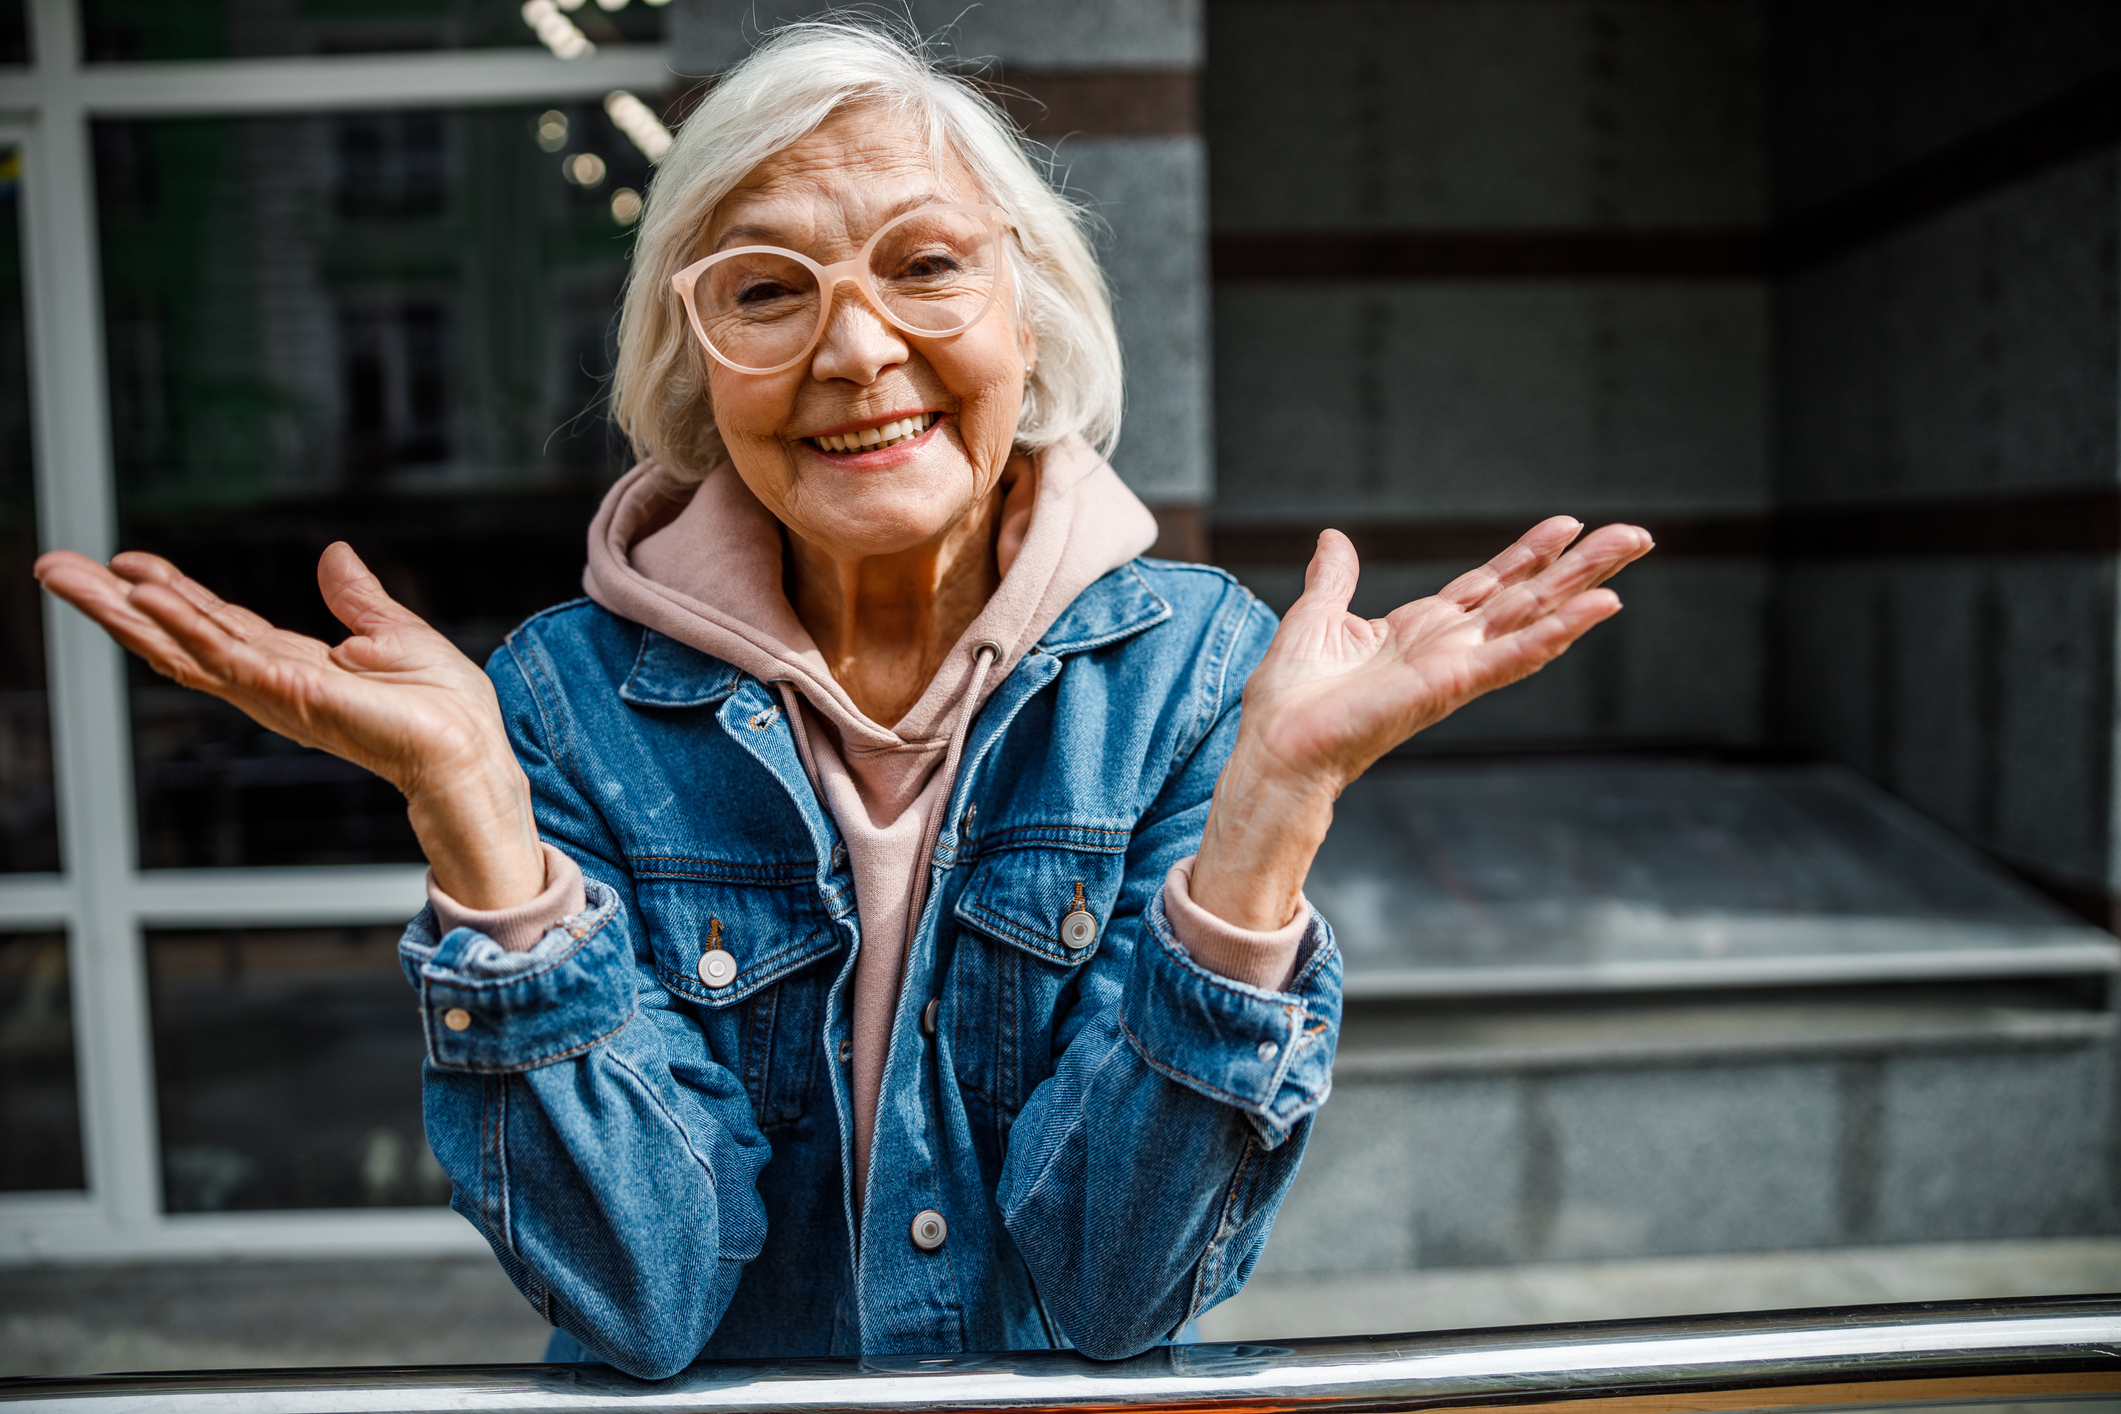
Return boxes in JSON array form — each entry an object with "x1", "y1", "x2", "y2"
[
  {"x1": 1296, "y1": 530, "x2": 1359, "y2": 612},
  {"x1": 317, "y1": 542, "x2": 425, "y2": 639},
  {"x1": 1437, "y1": 516, "x2": 1583, "y2": 609},
  {"x1": 126, "y1": 581, "x2": 277, "y2": 689},
  {"x1": 36, "y1": 554, "x2": 218, "y2": 683},
  {"x1": 109, "y1": 551, "x2": 277, "y2": 640},
  {"x1": 1478, "y1": 524, "x2": 1652, "y2": 635},
  {"x1": 1464, "y1": 587, "x2": 1623, "y2": 689}
]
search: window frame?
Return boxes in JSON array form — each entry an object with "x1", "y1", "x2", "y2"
[{"x1": 0, "y1": 0, "x2": 672, "y2": 1262}]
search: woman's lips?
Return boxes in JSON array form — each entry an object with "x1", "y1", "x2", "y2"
[{"x1": 800, "y1": 412, "x2": 944, "y2": 466}]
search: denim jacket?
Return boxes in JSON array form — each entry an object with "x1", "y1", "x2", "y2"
[{"x1": 397, "y1": 558, "x2": 1342, "y2": 1379}]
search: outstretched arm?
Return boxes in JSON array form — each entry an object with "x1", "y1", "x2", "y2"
[
  {"x1": 1190, "y1": 518, "x2": 1653, "y2": 929},
  {"x1": 35, "y1": 544, "x2": 545, "y2": 908}
]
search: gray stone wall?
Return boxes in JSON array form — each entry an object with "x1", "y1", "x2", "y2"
[
  {"x1": 1769, "y1": 5, "x2": 2121, "y2": 902},
  {"x1": 1206, "y1": 0, "x2": 1772, "y2": 749}
]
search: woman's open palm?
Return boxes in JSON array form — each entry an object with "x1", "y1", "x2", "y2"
[
  {"x1": 35, "y1": 542, "x2": 504, "y2": 798},
  {"x1": 1241, "y1": 517, "x2": 1654, "y2": 795}
]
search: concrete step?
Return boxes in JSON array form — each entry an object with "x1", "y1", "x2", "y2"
[{"x1": 1263, "y1": 757, "x2": 2121, "y2": 1277}]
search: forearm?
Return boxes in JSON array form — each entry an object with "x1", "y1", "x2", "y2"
[{"x1": 1187, "y1": 733, "x2": 1337, "y2": 932}]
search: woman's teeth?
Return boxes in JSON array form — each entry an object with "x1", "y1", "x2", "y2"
[{"x1": 809, "y1": 413, "x2": 936, "y2": 454}]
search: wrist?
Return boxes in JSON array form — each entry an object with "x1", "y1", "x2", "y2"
[
  {"x1": 406, "y1": 760, "x2": 544, "y2": 910},
  {"x1": 1189, "y1": 734, "x2": 1337, "y2": 932}
]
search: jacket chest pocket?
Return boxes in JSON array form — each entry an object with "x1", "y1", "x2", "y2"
[
  {"x1": 634, "y1": 863, "x2": 843, "y2": 1131},
  {"x1": 946, "y1": 840, "x2": 1128, "y2": 1128}
]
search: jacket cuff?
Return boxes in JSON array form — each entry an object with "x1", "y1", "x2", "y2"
[
  {"x1": 1161, "y1": 855, "x2": 1309, "y2": 990},
  {"x1": 397, "y1": 876, "x2": 633, "y2": 1072},
  {"x1": 426, "y1": 843, "x2": 587, "y2": 953},
  {"x1": 1117, "y1": 883, "x2": 1339, "y2": 1148}
]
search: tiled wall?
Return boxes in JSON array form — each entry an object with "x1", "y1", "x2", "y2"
[
  {"x1": 1205, "y1": 0, "x2": 1774, "y2": 750},
  {"x1": 1769, "y1": 3, "x2": 2121, "y2": 903}
]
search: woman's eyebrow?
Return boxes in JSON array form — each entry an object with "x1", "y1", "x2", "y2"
[{"x1": 711, "y1": 194, "x2": 955, "y2": 253}]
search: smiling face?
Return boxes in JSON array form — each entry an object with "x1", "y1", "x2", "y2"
[{"x1": 699, "y1": 104, "x2": 1034, "y2": 564}]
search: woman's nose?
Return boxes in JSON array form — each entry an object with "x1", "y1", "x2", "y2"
[{"x1": 809, "y1": 281, "x2": 908, "y2": 383}]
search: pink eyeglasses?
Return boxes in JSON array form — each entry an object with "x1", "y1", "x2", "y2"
[{"x1": 671, "y1": 202, "x2": 1014, "y2": 375}]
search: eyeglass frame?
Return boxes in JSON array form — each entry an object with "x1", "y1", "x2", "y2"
[{"x1": 670, "y1": 202, "x2": 1017, "y2": 376}]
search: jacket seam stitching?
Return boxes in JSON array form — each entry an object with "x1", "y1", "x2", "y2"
[
  {"x1": 506, "y1": 634, "x2": 577, "y2": 784},
  {"x1": 433, "y1": 1004, "x2": 635, "y2": 1074},
  {"x1": 1115, "y1": 1014, "x2": 1276, "y2": 1116},
  {"x1": 653, "y1": 927, "x2": 841, "y2": 1004},
  {"x1": 960, "y1": 899, "x2": 1096, "y2": 964},
  {"x1": 425, "y1": 896, "x2": 620, "y2": 992}
]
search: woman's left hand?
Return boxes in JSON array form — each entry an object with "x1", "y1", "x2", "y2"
[{"x1": 1189, "y1": 516, "x2": 1653, "y2": 930}]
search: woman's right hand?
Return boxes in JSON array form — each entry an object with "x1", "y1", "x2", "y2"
[{"x1": 34, "y1": 541, "x2": 546, "y2": 908}]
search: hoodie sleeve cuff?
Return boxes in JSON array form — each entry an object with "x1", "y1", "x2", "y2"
[
  {"x1": 426, "y1": 843, "x2": 588, "y2": 953},
  {"x1": 1161, "y1": 854, "x2": 1310, "y2": 992}
]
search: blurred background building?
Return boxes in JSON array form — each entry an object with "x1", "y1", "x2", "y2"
[{"x1": 3, "y1": 0, "x2": 2121, "y2": 1373}]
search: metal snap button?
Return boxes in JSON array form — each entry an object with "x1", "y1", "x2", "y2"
[
  {"x1": 1256, "y1": 1040, "x2": 1280, "y2": 1063},
  {"x1": 838, "y1": 1037, "x2": 852, "y2": 1064},
  {"x1": 442, "y1": 1008, "x2": 471, "y2": 1033},
  {"x1": 697, "y1": 949, "x2": 737, "y2": 988},
  {"x1": 910, "y1": 1209, "x2": 948, "y2": 1251},
  {"x1": 1059, "y1": 880, "x2": 1096, "y2": 951},
  {"x1": 921, "y1": 998, "x2": 939, "y2": 1036}
]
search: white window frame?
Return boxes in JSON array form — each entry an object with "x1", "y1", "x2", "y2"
[{"x1": 0, "y1": 0, "x2": 674, "y2": 1263}]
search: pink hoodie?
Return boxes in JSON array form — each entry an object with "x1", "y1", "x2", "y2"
[{"x1": 430, "y1": 437, "x2": 1308, "y2": 1194}]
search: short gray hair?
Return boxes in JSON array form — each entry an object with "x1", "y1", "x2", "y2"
[{"x1": 611, "y1": 20, "x2": 1124, "y2": 483}]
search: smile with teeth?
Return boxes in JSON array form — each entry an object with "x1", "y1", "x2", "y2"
[{"x1": 807, "y1": 412, "x2": 937, "y2": 454}]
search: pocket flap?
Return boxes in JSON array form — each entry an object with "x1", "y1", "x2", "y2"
[
  {"x1": 952, "y1": 841, "x2": 1129, "y2": 966},
  {"x1": 632, "y1": 858, "x2": 843, "y2": 1006}
]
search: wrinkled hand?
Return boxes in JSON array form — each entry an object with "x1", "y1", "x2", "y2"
[
  {"x1": 1191, "y1": 518, "x2": 1652, "y2": 929},
  {"x1": 34, "y1": 543, "x2": 543, "y2": 907},
  {"x1": 1245, "y1": 516, "x2": 1651, "y2": 795}
]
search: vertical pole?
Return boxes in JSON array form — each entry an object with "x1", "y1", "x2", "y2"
[{"x1": 23, "y1": 0, "x2": 158, "y2": 1244}]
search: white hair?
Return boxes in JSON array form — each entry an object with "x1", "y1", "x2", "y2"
[{"x1": 611, "y1": 18, "x2": 1124, "y2": 483}]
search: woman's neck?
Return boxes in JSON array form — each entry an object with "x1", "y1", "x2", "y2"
[{"x1": 787, "y1": 487, "x2": 1003, "y2": 728}]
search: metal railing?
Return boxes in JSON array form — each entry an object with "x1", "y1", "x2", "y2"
[{"x1": 3, "y1": 1294, "x2": 2117, "y2": 1413}]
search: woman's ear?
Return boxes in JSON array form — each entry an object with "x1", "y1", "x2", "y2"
[{"x1": 1019, "y1": 322, "x2": 1038, "y2": 380}]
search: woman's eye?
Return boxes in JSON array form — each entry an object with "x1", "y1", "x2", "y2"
[
  {"x1": 736, "y1": 281, "x2": 794, "y2": 305},
  {"x1": 895, "y1": 252, "x2": 962, "y2": 281}
]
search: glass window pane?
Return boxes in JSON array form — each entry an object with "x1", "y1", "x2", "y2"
[
  {"x1": 149, "y1": 924, "x2": 440, "y2": 1212},
  {"x1": 0, "y1": 2, "x2": 26, "y2": 66},
  {"x1": 0, "y1": 148, "x2": 60, "y2": 874},
  {"x1": 82, "y1": 0, "x2": 664, "y2": 62},
  {"x1": 96, "y1": 103, "x2": 654, "y2": 868},
  {"x1": 0, "y1": 931, "x2": 84, "y2": 1192}
]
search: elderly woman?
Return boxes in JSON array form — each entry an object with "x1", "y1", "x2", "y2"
[{"x1": 38, "y1": 23, "x2": 1647, "y2": 1379}]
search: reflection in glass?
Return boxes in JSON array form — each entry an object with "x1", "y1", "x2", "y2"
[
  {"x1": 0, "y1": 148, "x2": 59, "y2": 873},
  {"x1": 81, "y1": 0, "x2": 663, "y2": 63},
  {"x1": 96, "y1": 102, "x2": 657, "y2": 868},
  {"x1": 149, "y1": 925, "x2": 442, "y2": 1212},
  {"x1": 0, "y1": 931, "x2": 84, "y2": 1192}
]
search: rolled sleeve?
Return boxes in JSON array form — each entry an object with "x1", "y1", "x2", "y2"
[
  {"x1": 425, "y1": 842, "x2": 588, "y2": 953},
  {"x1": 397, "y1": 876, "x2": 634, "y2": 1072},
  {"x1": 1116, "y1": 881, "x2": 1339, "y2": 1148},
  {"x1": 1160, "y1": 855, "x2": 1312, "y2": 990}
]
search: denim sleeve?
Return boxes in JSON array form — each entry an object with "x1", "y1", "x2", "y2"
[
  {"x1": 995, "y1": 584, "x2": 1341, "y2": 1360},
  {"x1": 397, "y1": 636, "x2": 773, "y2": 1381}
]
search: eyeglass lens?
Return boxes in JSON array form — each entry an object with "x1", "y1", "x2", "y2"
[{"x1": 694, "y1": 208, "x2": 1000, "y2": 369}]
